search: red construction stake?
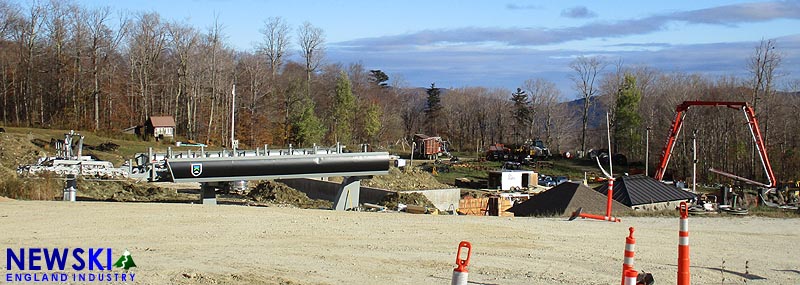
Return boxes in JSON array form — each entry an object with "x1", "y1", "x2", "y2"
[
  {"x1": 678, "y1": 201, "x2": 690, "y2": 285},
  {"x1": 606, "y1": 179, "x2": 615, "y2": 218},
  {"x1": 621, "y1": 227, "x2": 635, "y2": 285},
  {"x1": 568, "y1": 207, "x2": 621, "y2": 222}
]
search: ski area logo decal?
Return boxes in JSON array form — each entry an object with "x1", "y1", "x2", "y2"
[
  {"x1": 191, "y1": 163, "x2": 203, "y2": 177},
  {"x1": 113, "y1": 249, "x2": 136, "y2": 270},
  {"x1": 5, "y1": 247, "x2": 137, "y2": 283}
]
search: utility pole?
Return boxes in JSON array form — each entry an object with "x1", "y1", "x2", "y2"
[
  {"x1": 231, "y1": 85, "x2": 237, "y2": 152},
  {"x1": 645, "y1": 127, "x2": 651, "y2": 176}
]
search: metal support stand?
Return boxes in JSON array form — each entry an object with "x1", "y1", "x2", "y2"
[
  {"x1": 333, "y1": 176, "x2": 361, "y2": 211},
  {"x1": 200, "y1": 183, "x2": 217, "y2": 205},
  {"x1": 63, "y1": 174, "x2": 77, "y2": 202}
]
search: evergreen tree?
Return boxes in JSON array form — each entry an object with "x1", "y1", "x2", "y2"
[
  {"x1": 510, "y1": 88, "x2": 530, "y2": 143},
  {"x1": 368, "y1": 70, "x2": 389, "y2": 87},
  {"x1": 292, "y1": 98, "x2": 325, "y2": 147},
  {"x1": 613, "y1": 74, "x2": 642, "y2": 158},
  {"x1": 333, "y1": 70, "x2": 355, "y2": 144},
  {"x1": 363, "y1": 102, "x2": 382, "y2": 144},
  {"x1": 424, "y1": 83, "x2": 443, "y2": 135}
]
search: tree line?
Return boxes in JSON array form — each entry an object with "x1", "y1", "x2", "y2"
[{"x1": 1, "y1": 0, "x2": 799, "y2": 183}]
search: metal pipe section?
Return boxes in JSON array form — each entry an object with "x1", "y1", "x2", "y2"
[
  {"x1": 708, "y1": 168, "x2": 770, "y2": 188},
  {"x1": 166, "y1": 152, "x2": 391, "y2": 183}
]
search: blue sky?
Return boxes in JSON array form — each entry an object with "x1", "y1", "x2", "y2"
[{"x1": 68, "y1": 0, "x2": 800, "y2": 94}]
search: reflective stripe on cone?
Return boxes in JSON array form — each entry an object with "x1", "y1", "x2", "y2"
[
  {"x1": 621, "y1": 227, "x2": 635, "y2": 285},
  {"x1": 624, "y1": 269, "x2": 639, "y2": 285},
  {"x1": 678, "y1": 201, "x2": 690, "y2": 285}
]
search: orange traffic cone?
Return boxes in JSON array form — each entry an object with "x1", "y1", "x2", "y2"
[
  {"x1": 624, "y1": 269, "x2": 639, "y2": 285},
  {"x1": 621, "y1": 227, "x2": 636, "y2": 285},
  {"x1": 451, "y1": 241, "x2": 472, "y2": 285},
  {"x1": 678, "y1": 201, "x2": 690, "y2": 285}
]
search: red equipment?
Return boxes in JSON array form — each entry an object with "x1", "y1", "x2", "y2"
[{"x1": 653, "y1": 101, "x2": 776, "y2": 188}]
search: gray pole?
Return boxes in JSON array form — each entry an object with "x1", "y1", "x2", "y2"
[
  {"x1": 646, "y1": 127, "x2": 651, "y2": 176},
  {"x1": 231, "y1": 85, "x2": 236, "y2": 152},
  {"x1": 410, "y1": 142, "x2": 416, "y2": 170}
]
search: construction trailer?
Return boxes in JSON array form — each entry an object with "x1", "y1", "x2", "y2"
[
  {"x1": 413, "y1": 134, "x2": 448, "y2": 160},
  {"x1": 487, "y1": 170, "x2": 536, "y2": 190}
]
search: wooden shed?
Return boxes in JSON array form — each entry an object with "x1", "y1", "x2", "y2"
[{"x1": 145, "y1": 116, "x2": 176, "y2": 140}]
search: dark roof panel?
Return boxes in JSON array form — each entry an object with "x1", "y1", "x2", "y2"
[
  {"x1": 509, "y1": 182, "x2": 629, "y2": 217},
  {"x1": 596, "y1": 175, "x2": 696, "y2": 206}
]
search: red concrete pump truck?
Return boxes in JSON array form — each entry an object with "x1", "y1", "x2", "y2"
[{"x1": 653, "y1": 101, "x2": 776, "y2": 189}]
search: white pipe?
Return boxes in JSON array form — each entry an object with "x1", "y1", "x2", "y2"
[
  {"x1": 606, "y1": 112, "x2": 612, "y2": 177},
  {"x1": 741, "y1": 107, "x2": 773, "y2": 187},
  {"x1": 692, "y1": 130, "x2": 697, "y2": 193}
]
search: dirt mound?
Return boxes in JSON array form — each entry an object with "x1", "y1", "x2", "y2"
[
  {"x1": 378, "y1": 192, "x2": 436, "y2": 210},
  {"x1": 362, "y1": 167, "x2": 451, "y2": 190},
  {"x1": 0, "y1": 174, "x2": 61, "y2": 200},
  {"x1": 247, "y1": 181, "x2": 332, "y2": 209},
  {"x1": 77, "y1": 180, "x2": 194, "y2": 202},
  {"x1": 85, "y1": 141, "x2": 120, "y2": 152},
  {"x1": 0, "y1": 133, "x2": 48, "y2": 174}
]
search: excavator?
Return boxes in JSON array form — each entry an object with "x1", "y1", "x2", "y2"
[{"x1": 653, "y1": 101, "x2": 780, "y2": 211}]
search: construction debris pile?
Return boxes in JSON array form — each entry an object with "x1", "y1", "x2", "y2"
[
  {"x1": 362, "y1": 167, "x2": 450, "y2": 190},
  {"x1": 247, "y1": 180, "x2": 332, "y2": 209},
  {"x1": 77, "y1": 180, "x2": 192, "y2": 202},
  {"x1": 0, "y1": 133, "x2": 47, "y2": 175},
  {"x1": 378, "y1": 192, "x2": 436, "y2": 210}
]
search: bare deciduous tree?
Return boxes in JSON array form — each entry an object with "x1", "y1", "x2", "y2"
[
  {"x1": 748, "y1": 39, "x2": 781, "y2": 178},
  {"x1": 260, "y1": 17, "x2": 290, "y2": 80},
  {"x1": 523, "y1": 78, "x2": 561, "y2": 147},
  {"x1": 167, "y1": 20, "x2": 198, "y2": 139},
  {"x1": 569, "y1": 55, "x2": 606, "y2": 157},
  {"x1": 128, "y1": 12, "x2": 167, "y2": 122},
  {"x1": 297, "y1": 21, "x2": 324, "y2": 97},
  {"x1": 86, "y1": 6, "x2": 114, "y2": 131}
]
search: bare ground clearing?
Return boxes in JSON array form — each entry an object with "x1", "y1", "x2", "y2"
[{"x1": 0, "y1": 201, "x2": 798, "y2": 284}]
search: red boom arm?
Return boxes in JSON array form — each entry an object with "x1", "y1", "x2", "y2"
[{"x1": 653, "y1": 101, "x2": 776, "y2": 188}]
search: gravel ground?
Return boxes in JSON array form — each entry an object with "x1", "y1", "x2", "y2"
[{"x1": 1, "y1": 200, "x2": 798, "y2": 284}]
